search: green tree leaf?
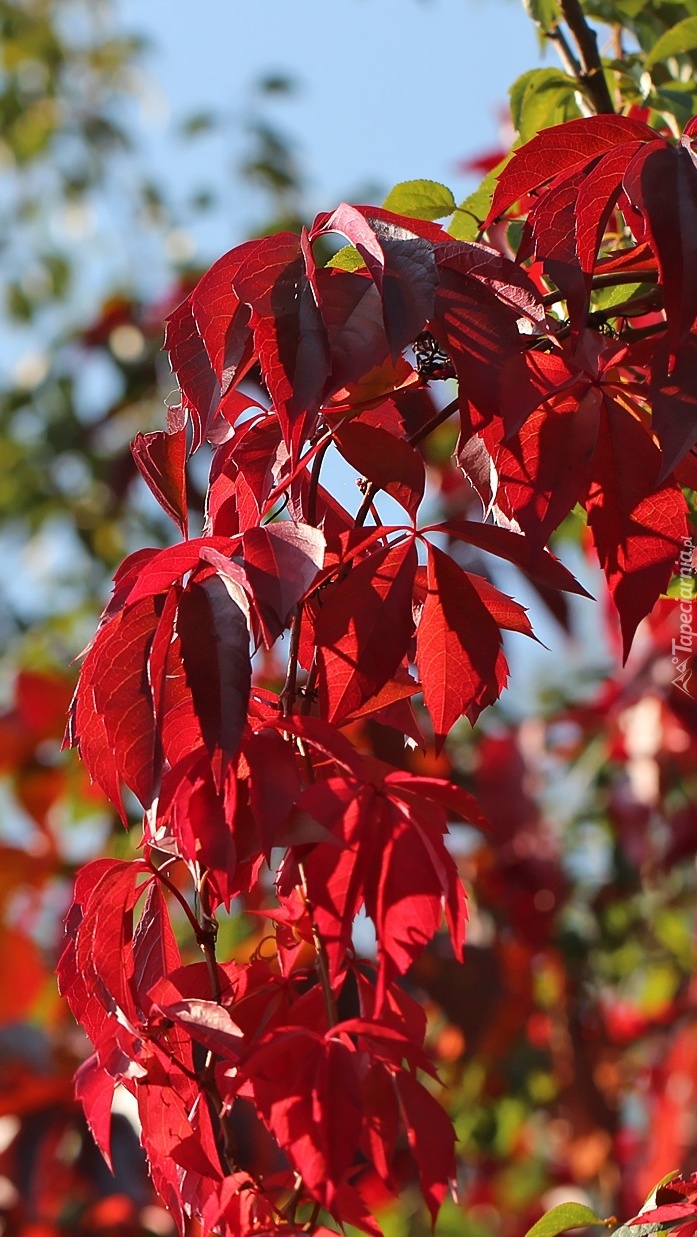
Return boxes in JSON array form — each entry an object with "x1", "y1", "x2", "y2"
[
  {"x1": 382, "y1": 179, "x2": 456, "y2": 221},
  {"x1": 592, "y1": 281, "x2": 652, "y2": 311},
  {"x1": 509, "y1": 68, "x2": 582, "y2": 143},
  {"x1": 522, "y1": 0, "x2": 562, "y2": 32},
  {"x1": 524, "y1": 1203, "x2": 606, "y2": 1237},
  {"x1": 325, "y1": 244, "x2": 365, "y2": 271},
  {"x1": 448, "y1": 157, "x2": 510, "y2": 241},
  {"x1": 645, "y1": 15, "x2": 697, "y2": 66}
]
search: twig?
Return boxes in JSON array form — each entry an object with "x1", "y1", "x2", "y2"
[
  {"x1": 546, "y1": 25, "x2": 582, "y2": 81},
  {"x1": 559, "y1": 0, "x2": 615, "y2": 114}
]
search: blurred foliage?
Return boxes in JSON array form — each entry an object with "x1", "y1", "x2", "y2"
[{"x1": 0, "y1": 0, "x2": 307, "y2": 658}]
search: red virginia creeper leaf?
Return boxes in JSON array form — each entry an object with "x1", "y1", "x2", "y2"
[{"x1": 131, "y1": 428, "x2": 188, "y2": 539}]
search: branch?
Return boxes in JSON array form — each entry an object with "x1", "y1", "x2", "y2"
[
  {"x1": 558, "y1": 0, "x2": 615, "y2": 114},
  {"x1": 546, "y1": 24, "x2": 583, "y2": 81}
]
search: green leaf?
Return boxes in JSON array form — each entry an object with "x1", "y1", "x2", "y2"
[
  {"x1": 382, "y1": 179, "x2": 456, "y2": 221},
  {"x1": 325, "y1": 245, "x2": 365, "y2": 272},
  {"x1": 522, "y1": 0, "x2": 562, "y2": 31},
  {"x1": 592, "y1": 281, "x2": 652, "y2": 311},
  {"x1": 645, "y1": 16, "x2": 697, "y2": 66},
  {"x1": 509, "y1": 68, "x2": 582, "y2": 143},
  {"x1": 524, "y1": 1202, "x2": 605, "y2": 1237},
  {"x1": 613, "y1": 0, "x2": 655, "y2": 16},
  {"x1": 448, "y1": 155, "x2": 511, "y2": 241}
]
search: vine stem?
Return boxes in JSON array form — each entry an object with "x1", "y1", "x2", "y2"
[
  {"x1": 307, "y1": 436, "x2": 330, "y2": 528},
  {"x1": 148, "y1": 856, "x2": 207, "y2": 943},
  {"x1": 297, "y1": 859, "x2": 338, "y2": 1027},
  {"x1": 280, "y1": 605, "x2": 304, "y2": 718},
  {"x1": 354, "y1": 481, "x2": 379, "y2": 529},
  {"x1": 278, "y1": 437, "x2": 329, "y2": 720},
  {"x1": 198, "y1": 870, "x2": 223, "y2": 1003},
  {"x1": 407, "y1": 395, "x2": 459, "y2": 449},
  {"x1": 196, "y1": 870, "x2": 240, "y2": 1173},
  {"x1": 542, "y1": 270, "x2": 659, "y2": 308}
]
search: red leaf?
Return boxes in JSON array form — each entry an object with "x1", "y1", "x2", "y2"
[
  {"x1": 58, "y1": 859, "x2": 152, "y2": 1073},
  {"x1": 623, "y1": 139, "x2": 697, "y2": 365},
  {"x1": 164, "y1": 297, "x2": 221, "y2": 452},
  {"x1": 263, "y1": 712, "x2": 367, "y2": 779},
  {"x1": 188, "y1": 241, "x2": 256, "y2": 384},
  {"x1": 74, "y1": 1054, "x2": 116, "y2": 1172},
  {"x1": 67, "y1": 635, "x2": 125, "y2": 819},
  {"x1": 165, "y1": 243, "x2": 257, "y2": 450},
  {"x1": 176, "y1": 576, "x2": 251, "y2": 773},
  {"x1": 334, "y1": 421, "x2": 425, "y2": 518},
  {"x1": 394, "y1": 1070, "x2": 455, "y2": 1224},
  {"x1": 132, "y1": 880, "x2": 181, "y2": 1016},
  {"x1": 632, "y1": 1204, "x2": 697, "y2": 1225},
  {"x1": 148, "y1": 586, "x2": 203, "y2": 770},
  {"x1": 522, "y1": 144, "x2": 645, "y2": 328},
  {"x1": 652, "y1": 332, "x2": 697, "y2": 478},
  {"x1": 116, "y1": 536, "x2": 240, "y2": 608},
  {"x1": 431, "y1": 517, "x2": 591, "y2": 596},
  {"x1": 433, "y1": 266, "x2": 527, "y2": 425},
  {"x1": 314, "y1": 266, "x2": 389, "y2": 394},
  {"x1": 311, "y1": 203, "x2": 441, "y2": 358},
  {"x1": 416, "y1": 543, "x2": 507, "y2": 744},
  {"x1": 229, "y1": 1028, "x2": 363, "y2": 1207},
  {"x1": 315, "y1": 538, "x2": 417, "y2": 723},
  {"x1": 481, "y1": 389, "x2": 601, "y2": 551},
  {"x1": 485, "y1": 114, "x2": 654, "y2": 225},
  {"x1": 245, "y1": 728, "x2": 302, "y2": 858},
  {"x1": 241, "y1": 520, "x2": 325, "y2": 644},
  {"x1": 230, "y1": 232, "x2": 330, "y2": 455},
  {"x1": 436, "y1": 239, "x2": 546, "y2": 324},
  {"x1": 384, "y1": 772, "x2": 489, "y2": 833},
  {"x1": 137, "y1": 1054, "x2": 223, "y2": 1180},
  {"x1": 71, "y1": 597, "x2": 160, "y2": 813},
  {"x1": 464, "y1": 571, "x2": 536, "y2": 639},
  {"x1": 281, "y1": 774, "x2": 467, "y2": 999},
  {"x1": 132, "y1": 428, "x2": 188, "y2": 538},
  {"x1": 155, "y1": 998, "x2": 243, "y2": 1059},
  {"x1": 585, "y1": 397, "x2": 688, "y2": 658}
]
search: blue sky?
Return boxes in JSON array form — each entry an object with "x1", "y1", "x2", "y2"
[{"x1": 118, "y1": 0, "x2": 544, "y2": 257}]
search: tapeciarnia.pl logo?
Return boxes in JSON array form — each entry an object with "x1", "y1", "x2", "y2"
[{"x1": 672, "y1": 536, "x2": 695, "y2": 697}]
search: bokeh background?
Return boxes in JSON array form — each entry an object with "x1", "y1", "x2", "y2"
[{"x1": 1, "y1": 2, "x2": 696, "y2": 1235}]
